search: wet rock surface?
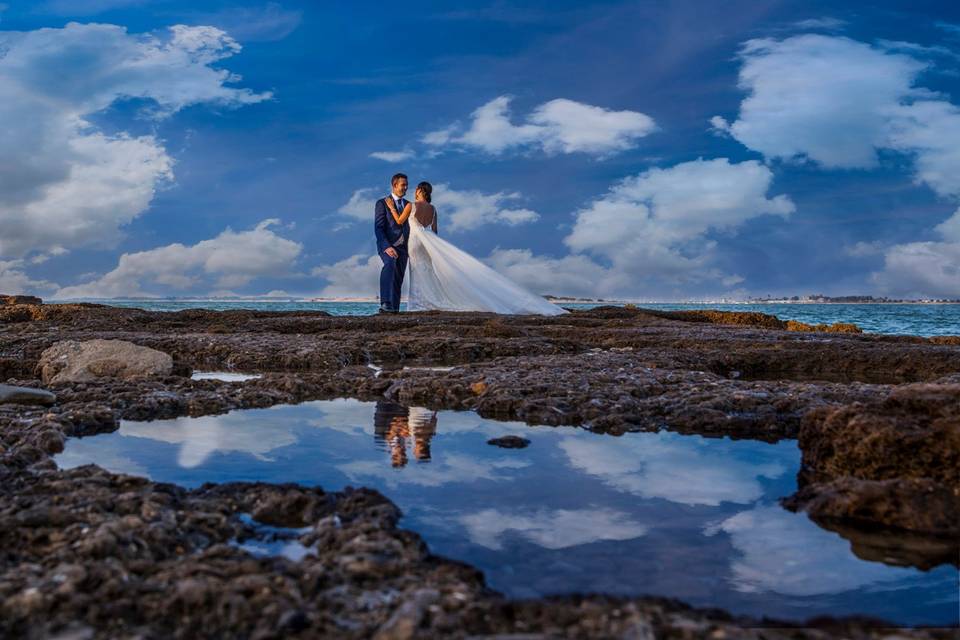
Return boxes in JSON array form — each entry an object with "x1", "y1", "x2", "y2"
[
  {"x1": 1, "y1": 302, "x2": 958, "y2": 636},
  {"x1": 785, "y1": 383, "x2": 960, "y2": 545},
  {"x1": 0, "y1": 383, "x2": 56, "y2": 405}
]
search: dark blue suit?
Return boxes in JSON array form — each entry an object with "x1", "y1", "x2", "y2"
[{"x1": 374, "y1": 196, "x2": 410, "y2": 311}]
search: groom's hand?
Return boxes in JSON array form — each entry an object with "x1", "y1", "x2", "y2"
[{"x1": 385, "y1": 247, "x2": 398, "y2": 259}]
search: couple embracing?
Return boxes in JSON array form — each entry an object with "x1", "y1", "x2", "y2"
[{"x1": 374, "y1": 173, "x2": 566, "y2": 316}]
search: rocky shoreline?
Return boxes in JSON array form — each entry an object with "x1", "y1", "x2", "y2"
[{"x1": 1, "y1": 301, "x2": 957, "y2": 637}]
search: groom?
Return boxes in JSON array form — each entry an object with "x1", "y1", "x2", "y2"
[{"x1": 374, "y1": 173, "x2": 410, "y2": 313}]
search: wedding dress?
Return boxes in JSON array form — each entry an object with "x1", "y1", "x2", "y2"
[{"x1": 405, "y1": 203, "x2": 566, "y2": 315}]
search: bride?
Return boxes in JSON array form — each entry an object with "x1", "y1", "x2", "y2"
[{"x1": 385, "y1": 182, "x2": 566, "y2": 315}]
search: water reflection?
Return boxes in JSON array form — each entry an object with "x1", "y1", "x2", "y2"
[
  {"x1": 55, "y1": 399, "x2": 958, "y2": 626},
  {"x1": 373, "y1": 401, "x2": 438, "y2": 467}
]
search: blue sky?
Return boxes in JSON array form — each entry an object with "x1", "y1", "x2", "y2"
[{"x1": 1, "y1": 0, "x2": 959, "y2": 300}]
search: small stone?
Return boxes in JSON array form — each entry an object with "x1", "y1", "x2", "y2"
[
  {"x1": 0, "y1": 383, "x2": 56, "y2": 405},
  {"x1": 487, "y1": 435, "x2": 530, "y2": 449}
]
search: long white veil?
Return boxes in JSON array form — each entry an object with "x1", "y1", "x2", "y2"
[{"x1": 406, "y1": 206, "x2": 566, "y2": 316}]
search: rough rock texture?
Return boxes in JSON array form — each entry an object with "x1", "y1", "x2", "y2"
[
  {"x1": 0, "y1": 294, "x2": 42, "y2": 306},
  {"x1": 0, "y1": 383, "x2": 56, "y2": 405},
  {"x1": 38, "y1": 339, "x2": 174, "y2": 384},
  {"x1": 1, "y1": 302, "x2": 958, "y2": 636},
  {"x1": 785, "y1": 384, "x2": 960, "y2": 541}
]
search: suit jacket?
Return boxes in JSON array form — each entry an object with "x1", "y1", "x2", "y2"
[{"x1": 374, "y1": 197, "x2": 410, "y2": 255}]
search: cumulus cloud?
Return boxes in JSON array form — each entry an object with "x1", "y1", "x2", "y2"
[
  {"x1": 564, "y1": 158, "x2": 794, "y2": 287},
  {"x1": 714, "y1": 35, "x2": 960, "y2": 297},
  {"x1": 422, "y1": 96, "x2": 656, "y2": 156},
  {"x1": 337, "y1": 188, "x2": 379, "y2": 221},
  {"x1": 54, "y1": 220, "x2": 302, "y2": 298},
  {"x1": 310, "y1": 254, "x2": 382, "y2": 298},
  {"x1": 0, "y1": 260, "x2": 57, "y2": 295},
  {"x1": 335, "y1": 184, "x2": 539, "y2": 232},
  {"x1": 871, "y1": 241, "x2": 960, "y2": 298},
  {"x1": 432, "y1": 183, "x2": 539, "y2": 232},
  {"x1": 484, "y1": 249, "x2": 618, "y2": 299},
  {"x1": 713, "y1": 35, "x2": 928, "y2": 169},
  {"x1": 0, "y1": 22, "x2": 269, "y2": 261},
  {"x1": 717, "y1": 33, "x2": 960, "y2": 200}
]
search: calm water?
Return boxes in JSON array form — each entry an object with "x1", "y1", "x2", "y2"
[
  {"x1": 55, "y1": 399, "x2": 958, "y2": 626},
  {"x1": 69, "y1": 299, "x2": 960, "y2": 336}
]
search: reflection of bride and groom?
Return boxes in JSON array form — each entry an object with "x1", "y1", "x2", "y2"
[
  {"x1": 374, "y1": 400, "x2": 437, "y2": 468},
  {"x1": 375, "y1": 173, "x2": 567, "y2": 315}
]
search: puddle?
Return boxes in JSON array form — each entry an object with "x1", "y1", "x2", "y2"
[
  {"x1": 191, "y1": 371, "x2": 262, "y2": 382},
  {"x1": 55, "y1": 399, "x2": 958, "y2": 626},
  {"x1": 233, "y1": 513, "x2": 316, "y2": 562}
]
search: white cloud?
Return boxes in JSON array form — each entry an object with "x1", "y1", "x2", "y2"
[
  {"x1": 310, "y1": 254, "x2": 381, "y2": 298},
  {"x1": 433, "y1": 183, "x2": 539, "y2": 232},
  {"x1": 422, "y1": 96, "x2": 656, "y2": 157},
  {"x1": 0, "y1": 260, "x2": 57, "y2": 294},
  {"x1": 564, "y1": 158, "x2": 794, "y2": 287},
  {"x1": 717, "y1": 35, "x2": 927, "y2": 169},
  {"x1": 458, "y1": 507, "x2": 647, "y2": 550},
  {"x1": 871, "y1": 239, "x2": 960, "y2": 298},
  {"x1": 369, "y1": 150, "x2": 414, "y2": 162},
  {"x1": 484, "y1": 249, "x2": 617, "y2": 298},
  {"x1": 54, "y1": 220, "x2": 302, "y2": 298},
  {"x1": 0, "y1": 22, "x2": 269, "y2": 261},
  {"x1": 718, "y1": 34, "x2": 960, "y2": 199},
  {"x1": 934, "y1": 209, "x2": 960, "y2": 241},
  {"x1": 335, "y1": 184, "x2": 540, "y2": 233},
  {"x1": 337, "y1": 188, "x2": 379, "y2": 221}
]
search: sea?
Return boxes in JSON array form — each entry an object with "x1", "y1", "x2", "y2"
[{"x1": 70, "y1": 299, "x2": 960, "y2": 337}]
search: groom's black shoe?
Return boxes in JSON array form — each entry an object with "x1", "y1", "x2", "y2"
[{"x1": 378, "y1": 305, "x2": 398, "y2": 314}]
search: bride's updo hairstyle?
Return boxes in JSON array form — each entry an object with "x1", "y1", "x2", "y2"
[{"x1": 417, "y1": 181, "x2": 433, "y2": 203}]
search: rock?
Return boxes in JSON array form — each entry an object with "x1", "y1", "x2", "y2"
[
  {"x1": 38, "y1": 339, "x2": 173, "y2": 384},
  {"x1": 786, "y1": 383, "x2": 960, "y2": 538},
  {"x1": 373, "y1": 589, "x2": 439, "y2": 640},
  {"x1": 0, "y1": 384, "x2": 56, "y2": 405},
  {"x1": 0, "y1": 294, "x2": 42, "y2": 305},
  {"x1": 487, "y1": 435, "x2": 530, "y2": 449}
]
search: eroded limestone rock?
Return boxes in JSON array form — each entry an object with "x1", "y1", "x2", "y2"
[{"x1": 38, "y1": 340, "x2": 173, "y2": 384}]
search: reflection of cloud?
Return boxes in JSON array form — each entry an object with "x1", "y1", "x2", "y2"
[
  {"x1": 459, "y1": 508, "x2": 647, "y2": 550},
  {"x1": 56, "y1": 439, "x2": 149, "y2": 477},
  {"x1": 709, "y1": 505, "x2": 914, "y2": 596},
  {"x1": 560, "y1": 432, "x2": 791, "y2": 506},
  {"x1": 339, "y1": 453, "x2": 528, "y2": 488},
  {"x1": 120, "y1": 412, "x2": 298, "y2": 468}
]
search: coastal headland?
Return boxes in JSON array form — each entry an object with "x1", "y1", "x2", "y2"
[{"x1": 1, "y1": 300, "x2": 957, "y2": 638}]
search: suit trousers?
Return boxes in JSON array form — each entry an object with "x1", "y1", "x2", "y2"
[{"x1": 379, "y1": 247, "x2": 408, "y2": 311}]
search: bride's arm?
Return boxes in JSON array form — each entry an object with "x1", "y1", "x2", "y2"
[{"x1": 385, "y1": 199, "x2": 413, "y2": 224}]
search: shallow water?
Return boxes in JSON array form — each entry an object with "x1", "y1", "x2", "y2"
[
  {"x1": 55, "y1": 399, "x2": 958, "y2": 626},
  {"x1": 75, "y1": 299, "x2": 960, "y2": 337},
  {"x1": 191, "y1": 371, "x2": 262, "y2": 382}
]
